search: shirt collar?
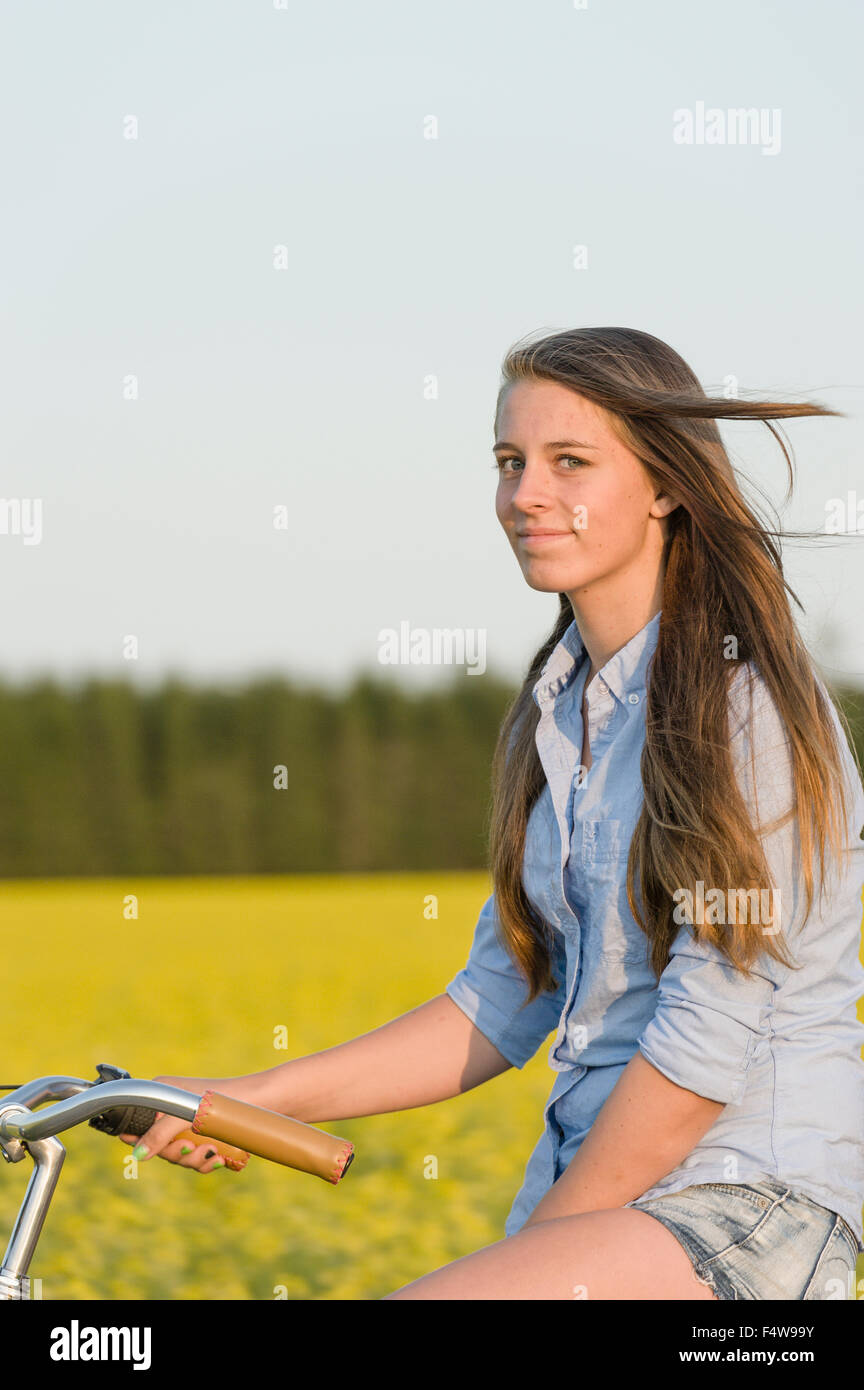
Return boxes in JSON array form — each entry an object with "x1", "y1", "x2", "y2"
[{"x1": 531, "y1": 609, "x2": 662, "y2": 710}]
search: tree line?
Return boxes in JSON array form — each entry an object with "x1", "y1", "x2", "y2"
[{"x1": 0, "y1": 673, "x2": 861, "y2": 878}]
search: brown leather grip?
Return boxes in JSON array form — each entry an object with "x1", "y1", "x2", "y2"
[{"x1": 191, "y1": 1090, "x2": 354, "y2": 1184}]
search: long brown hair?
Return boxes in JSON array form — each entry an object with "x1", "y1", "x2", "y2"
[{"x1": 488, "y1": 326, "x2": 863, "y2": 1002}]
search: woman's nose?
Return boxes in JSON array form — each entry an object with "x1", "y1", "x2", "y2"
[{"x1": 509, "y1": 462, "x2": 555, "y2": 510}]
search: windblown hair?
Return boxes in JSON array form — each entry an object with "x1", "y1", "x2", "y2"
[{"x1": 488, "y1": 326, "x2": 863, "y2": 1002}]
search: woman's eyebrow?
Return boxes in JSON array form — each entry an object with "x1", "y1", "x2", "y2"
[{"x1": 492, "y1": 438, "x2": 601, "y2": 452}]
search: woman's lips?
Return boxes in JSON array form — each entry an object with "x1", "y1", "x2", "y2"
[{"x1": 517, "y1": 530, "x2": 573, "y2": 545}]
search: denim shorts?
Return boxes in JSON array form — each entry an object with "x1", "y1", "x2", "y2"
[{"x1": 628, "y1": 1178, "x2": 862, "y2": 1300}]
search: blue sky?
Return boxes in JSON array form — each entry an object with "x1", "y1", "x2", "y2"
[{"x1": 1, "y1": 0, "x2": 862, "y2": 691}]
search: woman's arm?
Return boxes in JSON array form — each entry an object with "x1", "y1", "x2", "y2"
[
  {"x1": 130, "y1": 994, "x2": 513, "y2": 1167},
  {"x1": 240, "y1": 992, "x2": 514, "y2": 1124},
  {"x1": 245, "y1": 890, "x2": 563, "y2": 1124},
  {"x1": 522, "y1": 1050, "x2": 725, "y2": 1225}
]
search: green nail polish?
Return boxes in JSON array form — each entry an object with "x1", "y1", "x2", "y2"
[
  {"x1": 131, "y1": 1143, "x2": 148, "y2": 1160},
  {"x1": 180, "y1": 1145, "x2": 192, "y2": 1155}
]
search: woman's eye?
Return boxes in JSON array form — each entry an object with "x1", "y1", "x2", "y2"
[{"x1": 492, "y1": 455, "x2": 587, "y2": 473}]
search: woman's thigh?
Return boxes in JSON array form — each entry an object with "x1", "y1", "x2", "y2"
[{"x1": 382, "y1": 1207, "x2": 719, "y2": 1300}]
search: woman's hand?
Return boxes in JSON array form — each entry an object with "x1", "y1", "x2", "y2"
[{"x1": 117, "y1": 1073, "x2": 267, "y2": 1174}]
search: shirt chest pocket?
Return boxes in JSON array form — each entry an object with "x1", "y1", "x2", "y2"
[
  {"x1": 576, "y1": 818, "x2": 650, "y2": 964},
  {"x1": 581, "y1": 818, "x2": 623, "y2": 866}
]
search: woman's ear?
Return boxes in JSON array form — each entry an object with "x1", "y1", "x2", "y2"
[{"x1": 650, "y1": 489, "x2": 680, "y2": 520}]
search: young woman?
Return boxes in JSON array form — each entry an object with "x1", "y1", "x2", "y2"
[{"x1": 127, "y1": 327, "x2": 864, "y2": 1300}]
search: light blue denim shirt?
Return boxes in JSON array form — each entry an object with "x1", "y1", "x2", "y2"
[{"x1": 445, "y1": 610, "x2": 864, "y2": 1242}]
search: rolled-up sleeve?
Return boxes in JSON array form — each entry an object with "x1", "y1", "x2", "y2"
[
  {"x1": 445, "y1": 892, "x2": 567, "y2": 1069},
  {"x1": 636, "y1": 929, "x2": 777, "y2": 1103},
  {"x1": 636, "y1": 663, "x2": 799, "y2": 1105}
]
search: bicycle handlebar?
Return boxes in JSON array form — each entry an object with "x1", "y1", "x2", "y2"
[{"x1": 0, "y1": 1070, "x2": 355, "y2": 1184}]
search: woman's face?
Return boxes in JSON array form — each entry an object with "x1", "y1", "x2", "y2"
[{"x1": 494, "y1": 379, "x2": 677, "y2": 599}]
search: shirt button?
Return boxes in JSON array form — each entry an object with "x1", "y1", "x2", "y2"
[{"x1": 628, "y1": 693, "x2": 640, "y2": 704}]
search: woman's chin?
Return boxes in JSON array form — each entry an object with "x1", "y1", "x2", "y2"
[{"x1": 521, "y1": 562, "x2": 585, "y2": 593}]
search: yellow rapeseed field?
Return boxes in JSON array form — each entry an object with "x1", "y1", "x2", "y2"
[{"x1": 0, "y1": 873, "x2": 861, "y2": 1301}]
